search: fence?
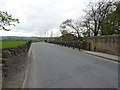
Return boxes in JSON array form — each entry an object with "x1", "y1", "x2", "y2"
[
  {"x1": 48, "y1": 35, "x2": 120, "y2": 55},
  {"x1": 49, "y1": 41, "x2": 91, "y2": 51}
]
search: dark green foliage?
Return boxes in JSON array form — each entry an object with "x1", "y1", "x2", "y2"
[{"x1": 101, "y1": 2, "x2": 120, "y2": 35}]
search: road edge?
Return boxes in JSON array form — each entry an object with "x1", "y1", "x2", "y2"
[
  {"x1": 82, "y1": 51, "x2": 119, "y2": 63},
  {"x1": 22, "y1": 46, "x2": 32, "y2": 88}
]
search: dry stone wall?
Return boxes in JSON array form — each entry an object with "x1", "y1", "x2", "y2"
[
  {"x1": 86, "y1": 35, "x2": 120, "y2": 55},
  {"x1": 2, "y1": 44, "x2": 29, "y2": 87}
]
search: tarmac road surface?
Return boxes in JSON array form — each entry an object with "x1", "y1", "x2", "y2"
[{"x1": 26, "y1": 42, "x2": 118, "y2": 88}]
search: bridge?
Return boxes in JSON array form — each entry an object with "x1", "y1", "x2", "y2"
[{"x1": 24, "y1": 42, "x2": 118, "y2": 88}]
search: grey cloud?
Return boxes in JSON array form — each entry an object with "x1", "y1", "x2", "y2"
[{"x1": 0, "y1": 0, "x2": 93, "y2": 36}]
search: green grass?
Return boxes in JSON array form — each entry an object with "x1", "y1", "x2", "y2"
[{"x1": 0, "y1": 41, "x2": 26, "y2": 48}]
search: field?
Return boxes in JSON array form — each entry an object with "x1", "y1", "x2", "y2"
[{"x1": 0, "y1": 41, "x2": 27, "y2": 48}]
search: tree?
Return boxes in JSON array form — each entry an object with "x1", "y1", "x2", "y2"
[
  {"x1": 60, "y1": 19, "x2": 84, "y2": 39},
  {"x1": 60, "y1": 25, "x2": 68, "y2": 35},
  {"x1": 82, "y1": 17, "x2": 92, "y2": 37},
  {"x1": 100, "y1": 1, "x2": 120, "y2": 35},
  {"x1": 60, "y1": 29, "x2": 69, "y2": 35},
  {"x1": 0, "y1": 11, "x2": 19, "y2": 31},
  {"x1": 60, "y1": 33, "x2": 77, "y2": 42},
  {"x1": 84, "y1": 0, "x2": 115, "y2": 36}
]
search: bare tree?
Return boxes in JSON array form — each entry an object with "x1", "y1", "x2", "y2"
[
  {"x1": 84, "y1": 0, "x2": 115, "y2": 36},
  {"x1": 60, "y1": 19, "x2": 84, "y2": 39},
  {"x1": 60, "y1": 24, "x2": 68, "y2": 35},
  {"x1": 82, "y1": 16, "x2": 92, "y2": 37}
]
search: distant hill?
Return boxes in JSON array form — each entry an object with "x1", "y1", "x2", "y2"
[
  {"x1": 1, "y1": 36, "x2": 45, "y2": 41},
  {"x1": 0, "y1": 36, "x2": 58, "y2": 41}
]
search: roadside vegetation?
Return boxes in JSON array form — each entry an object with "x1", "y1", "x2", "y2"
[
  {"x1": 0, "y1": 41, "x2": 26, "y2": 48},
  {"x1": 60, "y1": 0, "x2": 120, "y2": 39}
]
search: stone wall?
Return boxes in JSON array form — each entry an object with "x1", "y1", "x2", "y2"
[
  {"x1": 2, "y1": 44, "x2": 29, "y2": 88},
  {"x1": 86, "y1": 35, "x2": 120, "y2": 55}
]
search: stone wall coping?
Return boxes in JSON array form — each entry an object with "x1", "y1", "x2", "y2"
[{"x1": 87, "y1": 35, "x2": 119, "y2": 39}]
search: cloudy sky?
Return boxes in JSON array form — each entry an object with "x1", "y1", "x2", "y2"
[{"x1": 0, "y1": 0, "x2": 95, "y2": 37}]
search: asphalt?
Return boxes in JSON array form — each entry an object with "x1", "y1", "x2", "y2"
[{"x1": 25, "y1": 42, "x2": 119, "y2": 88}]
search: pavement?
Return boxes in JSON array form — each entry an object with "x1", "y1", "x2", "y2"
[
  {"x1": 24, "y1": 42, "x2": 118, "y2": 88},
  {"x1": 81, "y1": 50, "x2": 119, "y2": 62}
]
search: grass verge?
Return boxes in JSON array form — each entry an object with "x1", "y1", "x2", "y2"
[{"x1": 0, "y1": 41, "x2": 26, "y2": 48}]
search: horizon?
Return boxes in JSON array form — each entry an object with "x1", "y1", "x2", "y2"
[{"x1": 0, "y1": 0, "x2": 95, "y2": 37}]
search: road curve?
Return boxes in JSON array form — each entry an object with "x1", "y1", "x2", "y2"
[{"x1": 26, "y1": 42, "x2": 118, "y2": 88}]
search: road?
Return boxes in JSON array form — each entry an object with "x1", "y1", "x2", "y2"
[{"x1": 25, "y1": 42, "x2": 118, "y2": 88}]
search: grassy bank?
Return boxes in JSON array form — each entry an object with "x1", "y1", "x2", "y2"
[{"x1": 0, "y1": 41, "x2": 26, "y2": 48}]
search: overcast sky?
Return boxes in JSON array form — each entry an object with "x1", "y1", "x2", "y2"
[{"x1": 0, "y1": 0, "x2": 95, "y2": 37}]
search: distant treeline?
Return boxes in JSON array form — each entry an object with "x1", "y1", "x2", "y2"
[{"x1": 1, "y1": 36, "x2": 47, "y2": 41}]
